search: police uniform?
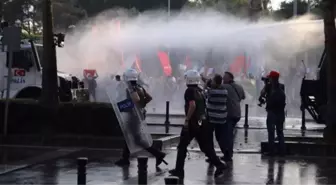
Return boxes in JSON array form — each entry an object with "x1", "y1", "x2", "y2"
[
  {"x1": 169, "y1": 70, "x2": 226, "y2": 180},
  {"x1": 115, "y1": 69, "x2": 167, "y2": 167}
]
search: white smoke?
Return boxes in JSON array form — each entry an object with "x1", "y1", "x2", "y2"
[
  {"x1": 56, "y1": 8, "x2": 325, "y2": 113},
  {"x1": 57, "y1": 9, "x2": 324, "y2": 77}
]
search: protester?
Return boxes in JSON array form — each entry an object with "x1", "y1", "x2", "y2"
[
  {"x1": 83, "y1": 71, "x2": 98, "y2": 102},
  {"x1": 206, "y1": 74, "x2": 229, "y2": 162},
  {"x1": 222, "y1": 71, "x2": 245, "y2": 162},
  {"x1": 261, "y1": 71, "x2": 286, "y2": 156}
]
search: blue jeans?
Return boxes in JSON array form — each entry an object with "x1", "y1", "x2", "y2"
[{"x1": 266, "y1": 111, "x2": 285, "y2": 154}]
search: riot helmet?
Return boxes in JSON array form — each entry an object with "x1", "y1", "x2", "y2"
[
  {"x1": 123, "y1": 68, "x2": 138, "y2": 82},
  {"x1": 184, "y1": 69, "x2": 201, "y2": 85}
]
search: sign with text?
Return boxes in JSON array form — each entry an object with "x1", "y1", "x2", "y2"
[
  {"x1": 117, "y1": 98, "x2": 134, "y2": 112},
  {"x1": 12, "y1": 77, "x2": 25, "y2": 84}
]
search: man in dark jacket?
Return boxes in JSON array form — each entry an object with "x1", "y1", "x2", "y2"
[{"x1": 263, "y1": 71, "x2": 286, "y2": 156}]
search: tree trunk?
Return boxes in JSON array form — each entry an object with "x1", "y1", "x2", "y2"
[
  {"x1": 323, "y1": 0, "x2": 336, "y2": 142},
  {"x1": 40, "y1": 0, "x2": 59, "y2": 125}
]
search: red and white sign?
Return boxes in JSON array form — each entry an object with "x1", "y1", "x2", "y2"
[
  {"x1": 83, "y1": 69, "x2": 97, "y2": 78},
  {"x1": 14, "y1": 69, "x2": 25, "y2": 76}
]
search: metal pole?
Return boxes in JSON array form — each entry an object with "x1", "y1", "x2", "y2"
[
  {"x1": 244, "y1": 128, "x2": 248, "y2": 144},
  {"x1": 165, "y1": 101, "x2": 170, "y2": 134},
  {"x1": 244, "y1": 104, "x2": 249, "y2": 128},
  {"x1": 77, "y1": 157, "x2": 88, "y2": 185},
  {"x1": 301, "y1": 106, "x2": 306, "y2": 131},
  {"x1": 4, "y1": 45, "x2": 13, "y2": 136},
  {"x1": 165, "y1": 176, "x2": 179, "y2": 185},
  {"x1": 137, "y1": 157, "x2": 148, "y2": 185},
  {"x1": 293, "y1": 0, "x2": 298, "y2": 17},
  {"x1": 168, "y1": 0, "x2": 171, "y2": 17}
]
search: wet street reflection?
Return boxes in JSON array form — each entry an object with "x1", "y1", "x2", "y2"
[{"x1": 0, "y1": 148, "x2": 336, "y2": 184}]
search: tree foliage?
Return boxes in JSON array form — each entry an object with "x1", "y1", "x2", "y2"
[{"x1": 273, "y1": 0, "x2": 323, "y2": 19}]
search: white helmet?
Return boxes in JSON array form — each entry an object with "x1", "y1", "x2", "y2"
[
  {"x1": 123, "y1": 68, "x2": 138, "y2": 82},
  {"x1": 184, "y1": 69, "x2": 201, "y2": 85}
]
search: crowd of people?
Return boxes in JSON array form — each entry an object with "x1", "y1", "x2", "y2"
[{"x1": 111, "y1": 67, "x2": 287, "y2": 184}]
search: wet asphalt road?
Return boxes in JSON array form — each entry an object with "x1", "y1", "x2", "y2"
[
  {"x1": 1, "y1": 148, "x2": 336, "y2": 185},
  {"x1": 0, "y1": 110, "x2": 327, "y2": 184}
]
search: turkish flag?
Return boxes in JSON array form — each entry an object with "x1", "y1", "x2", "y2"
[
  {"x1": 14, "y1": 69, "x2": 25, "y2": 76},
  {"x1": 83, "y1": 69, "x2": 96, "y2": 78}
]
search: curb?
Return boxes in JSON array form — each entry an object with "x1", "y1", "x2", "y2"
[
  {"x1": 147, "y1": 123, "x2": 324, "y2": 131},
  {"x1": 0, "y1": 134, "x2": 180, "y2": 151}
]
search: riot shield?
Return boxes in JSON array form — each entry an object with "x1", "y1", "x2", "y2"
[{"x1": 106, "y1": 82, "x2": 153, "y2": 154}]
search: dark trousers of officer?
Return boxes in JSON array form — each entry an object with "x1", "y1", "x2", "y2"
[
  {"x1": 266, "y1": 111, "x2": 285, "y2": 155},
  {"x1": 174, "y1": 119, "x2": 224, "y2": 174},
  {"x1": 122, "y1": 143, "x2": 163, "y2": 160},
  {"x1": 121, "y1": 113, "x2": 164, "y2": 160}
]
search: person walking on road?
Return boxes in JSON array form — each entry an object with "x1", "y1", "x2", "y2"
[
  {"x1": 206, "y1": 74, "x2": 229, "y2": 162},
  {"x1": 115, "y1": 69, "x2": 167, "y2": 167},
  {"x1": 222, "y1": 71, "x2": 245, "y2": 162},
  {"x1": 169, "y1": 70, "x2": 227, "y2": 181}
]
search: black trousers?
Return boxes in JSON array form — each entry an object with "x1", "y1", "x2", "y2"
[
  {"x1": 174, "y1": 120, "x2": 224, "y2": 173},
  {"x1": 121, "y1": 114, "x2": 164, "y2": 160},
  {"x1": 122, "y1": 142, "x2": 164, "y2": 160}
]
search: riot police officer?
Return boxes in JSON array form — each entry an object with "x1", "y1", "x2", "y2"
[
  {"x1": 115, "y1": 69, "x2": 167, "y2": 167},
  {"x1": 169, "y1": 70, "x2": 226, "y2": 181}
]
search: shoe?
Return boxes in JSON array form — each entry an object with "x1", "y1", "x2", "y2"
[
  {"x1": 169, "y1": 169, "x2": 185, "y2": 179},
  {"x1": 115, "y1": 158, "x2": 130, "y2": 166},
  {"x1": 214, "y1": 166, "x2": 225, "y2": 178},
  {"x1": 156, "y1": 153, "x2": 168, "y2": 166},
  {"x1": 220, "y1": 156, "x2": 233, "y2": 162}
]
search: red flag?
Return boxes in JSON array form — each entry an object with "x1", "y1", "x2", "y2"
[
  {"x1": 14, "y1": 69, "x2": 25, "y2": 76},
  {"x1": 83, "y1": 69, "x2": 96, "y2": 77},
  {"x1": 157, "y1": 51, "x2": 172, "y2": 76}
]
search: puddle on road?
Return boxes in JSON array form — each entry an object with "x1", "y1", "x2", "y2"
[{"x1": 0, "y1": 146, "x2": 57, "y2": 174}]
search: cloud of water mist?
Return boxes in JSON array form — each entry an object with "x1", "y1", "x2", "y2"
[{"x1": 57, "y1": 8, "x2": 324, "y2": 80}]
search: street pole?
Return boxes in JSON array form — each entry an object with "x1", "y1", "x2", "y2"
[
  {"x1": 307, "y1": 0, "x2": 310, "y2": 13},
  {"x1": 168, "y1": 0, "x2": 171, "y2": 17},
  {"x1": 2, "y1": 26, "x2": 21, "y2": 137},
  {"x1": 4, "y1": 45, "x2": 13, "y2": 136},
  {"x1": 293, "y1": 0, "x2": 298, "y2": 17},
  {"x1": 167, "y1": 0, "x2": 170, "y2": 72}
]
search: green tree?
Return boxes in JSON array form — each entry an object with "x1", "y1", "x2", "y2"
[{"x1": 273, "y1": 0, "x2": 324, "y2": 19}]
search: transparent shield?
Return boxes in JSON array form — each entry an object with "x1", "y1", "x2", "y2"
[{"x1": 106, "y1": 82, "x2": 153, "y2": 154}]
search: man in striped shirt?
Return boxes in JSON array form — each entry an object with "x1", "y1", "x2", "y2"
[{"x1": 206, "y1": 74, "x2": 229, "y2": 159}]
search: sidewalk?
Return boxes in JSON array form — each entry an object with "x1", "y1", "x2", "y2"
[
  {"x1": 1, "y1": 148, "x2": 336, "y2": 185},
  {"x1": 147, "y1": 115, "x2": 325, "y2": 131}
]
